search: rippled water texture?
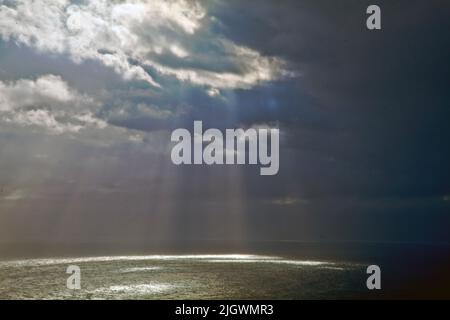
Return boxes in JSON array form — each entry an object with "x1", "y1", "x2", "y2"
[{"x1": 0, "y1": 254, "x2": 366, "y2": 299}]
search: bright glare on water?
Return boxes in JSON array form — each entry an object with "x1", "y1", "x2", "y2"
[{"x1": 0, "y1": 254, "x2": 365, "y2": 299}]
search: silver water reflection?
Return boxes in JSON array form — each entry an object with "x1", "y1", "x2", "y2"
[{"x1": 0, "y1": 254, "x2": 364, "y2": 299}]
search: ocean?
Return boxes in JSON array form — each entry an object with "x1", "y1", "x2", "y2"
[{"x1": 0, "y1": 243, "x2": 449, "y2": 299}]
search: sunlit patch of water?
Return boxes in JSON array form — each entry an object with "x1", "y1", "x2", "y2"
[
  {"x1": 94, "y1": 283, "x2": 178, "y2": 295},
  {"x1": 119, "y1": 267, "x2": 162, "y2": 273}
]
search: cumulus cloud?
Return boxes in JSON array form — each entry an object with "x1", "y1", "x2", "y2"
[
  {"x1": 0, "y1": 74, "x2": 77, "y2": 112},
  {"x1": 106, "y1": 102, "x2": 185, "y2": 122},
  {"x1": 0, "y1": 74, "x2": 106, "y2": 134},
  {"x1": 0, "y1": 0, "x2": 292, "y2": 90}
]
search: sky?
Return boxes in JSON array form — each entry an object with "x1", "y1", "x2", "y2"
[{"x1": 0, "y1": 0, "x2": 449, "y2": 249}]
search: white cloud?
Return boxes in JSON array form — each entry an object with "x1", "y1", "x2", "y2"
[
  {"x1": 0, "y1": 0, "x2": 292, "y2": 90},
  {"x1": 206, "y1": 87, "x2": 221, "y2": 97},
  {"x1": 10, "y1": 109, "x2": 83, "y2": 134},
  {"x1": 134, "y1": 103, "x2": 176, "y2": 120},
  {"x1": 145, "y1": 40, "x2": 292, "y2": 89},
  {"x1": 0, "y1": 75, "x2": 106, "y2": 134},
  {"x1": 74, "y1": 113, "x2": 108, "y2": 129},
  {"x1": 0, "y1": 74, "x2": 77, "y2": 112},
  {"x1": 104, "y1": 101, "x2": 188, "y2": 125}
]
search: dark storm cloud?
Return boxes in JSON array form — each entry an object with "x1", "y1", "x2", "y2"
[
  {"x1": 195, "y1": 0, "x2": 450, "y2": 242},
  {"x1": 205, "y1": 0, "x2": 450, "y2": 200}
]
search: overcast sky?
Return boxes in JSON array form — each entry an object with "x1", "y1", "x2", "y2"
[{"x1": 0, "y1": 0, "x2": 449, "y2": 248}]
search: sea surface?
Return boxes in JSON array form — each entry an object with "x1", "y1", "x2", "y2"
[
  {"x1": 0, "y1": 254, "x2": 367, "y2": 299},
  {"x1": 0, "y1": 243, "x2": 449, "y2": 299}
]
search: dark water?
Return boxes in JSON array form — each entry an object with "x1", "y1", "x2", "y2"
[{"x1": 0, "y1": 242, "x2": 449, "y2": 299}]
